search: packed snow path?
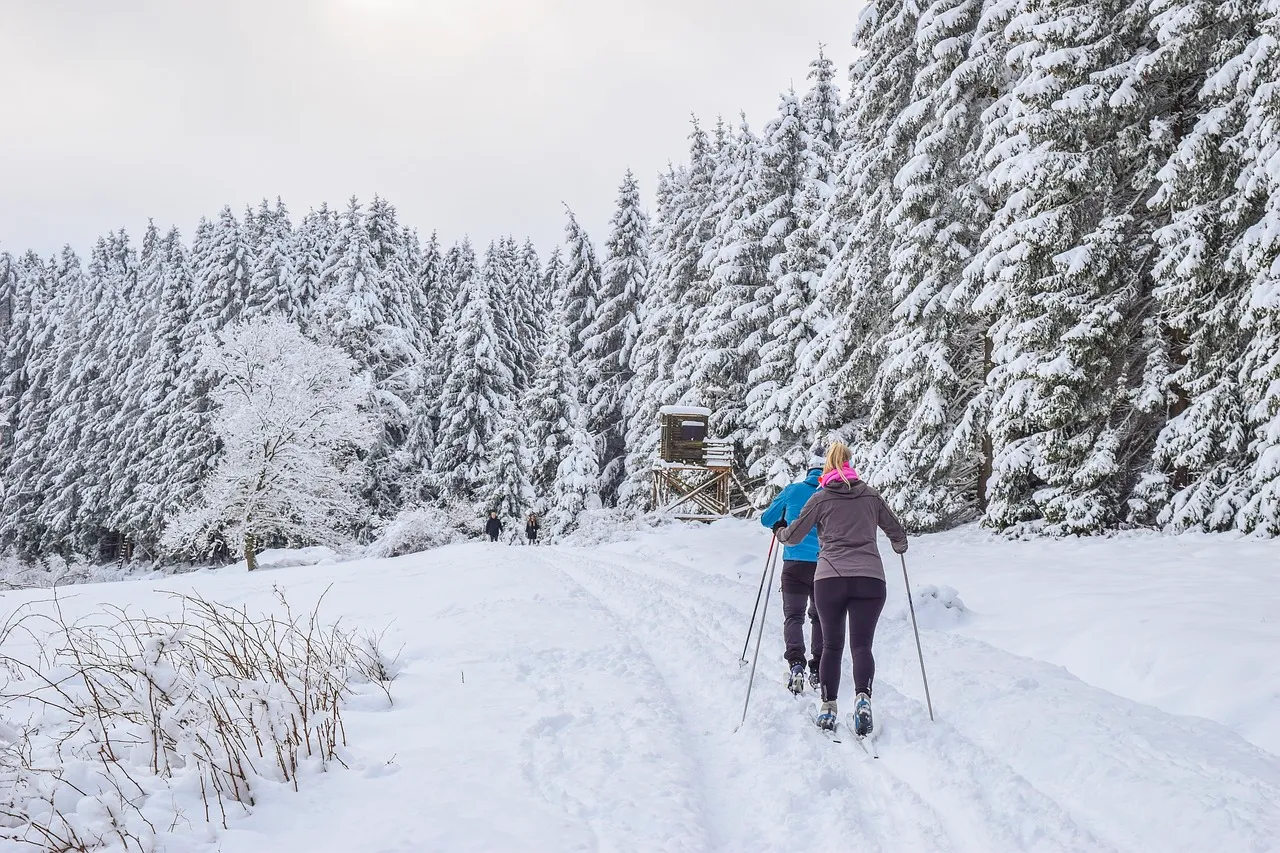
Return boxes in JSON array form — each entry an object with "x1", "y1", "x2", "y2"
[{"x1": 5, "y1": 523, "x2": 1277, "y2": 852}]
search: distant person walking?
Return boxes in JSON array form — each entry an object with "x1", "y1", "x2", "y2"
[
  {"x1": 485, "y1": 511, "x2": 503, "y2": 543},
  {"x1": 776, "y1": 441, "x2": 908, "y2": 736},
  {"x1": 526, "y1": 513, "x2": 541, "y2": 544},
  {"x1": 759, "y1": 447, "x2": 826, "y2": 694}
]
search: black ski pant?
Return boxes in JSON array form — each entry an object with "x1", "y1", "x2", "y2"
[
  {"x1": 488, "y1": 533, "x2": 500, "y2": 542},
  {"x1": 815, "y1": 576, "x2": 887, "y2": 702},
  {"x1": 781, "y1": 560, "x2": 822, "y2": 671}
]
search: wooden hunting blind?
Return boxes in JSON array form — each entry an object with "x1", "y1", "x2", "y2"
[{"x1": 652, "y1": 406, "x2": 752, "y2": 521}]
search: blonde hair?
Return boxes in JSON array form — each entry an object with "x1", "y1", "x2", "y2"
[{"x1": 824, "y1": 441, "x2": 853, "y2": 480}]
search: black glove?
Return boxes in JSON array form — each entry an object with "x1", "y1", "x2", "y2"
[
  {"x1": 771, "y1": 517, "x2": 788, "y2": 535},
  {"x1": 893, "y1": 540, "x2": 909, "y2": 554}
]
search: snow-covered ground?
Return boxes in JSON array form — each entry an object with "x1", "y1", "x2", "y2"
[{"x1": 1, "y1": 520, "x2": 1277, "y2": 851}]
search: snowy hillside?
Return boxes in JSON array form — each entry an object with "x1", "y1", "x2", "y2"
[{"x1": 2, "y1": 521, "x2": 1276, "y2": 852}]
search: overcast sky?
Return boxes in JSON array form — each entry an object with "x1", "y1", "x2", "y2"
[{"x1": 0, "y1": 0, "x2": 859, "y2": 259}]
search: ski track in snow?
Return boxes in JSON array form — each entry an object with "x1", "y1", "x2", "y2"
[
  {"x1": 8, "y1": 531, "x2": 1279, "y2": 852},
  {"x1": 551, "y1": 546, "x2": 1101, "y2": 853},
  {"x1": 541, "y1": 539, "x2": 1280, "y2": 852}
]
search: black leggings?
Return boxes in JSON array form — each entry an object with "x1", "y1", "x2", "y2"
[{"x1": 815, "y1": 576, "x2": 887, "y2": 702}]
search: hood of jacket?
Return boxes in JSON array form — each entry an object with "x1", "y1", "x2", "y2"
[
  {"x1": 818, "y1": 463, "x2": 862, "y2": 490},
  {"x1": 820, "y1": 477, "x2": 872, "y2": 499}
]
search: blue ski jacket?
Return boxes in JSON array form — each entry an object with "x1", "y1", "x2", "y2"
[{"x1": 759, "y1": 469, "x2": 822, "y2": 562}]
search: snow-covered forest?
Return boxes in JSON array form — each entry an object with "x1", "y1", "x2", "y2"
[{"x1": 3, "y1": 0, "x2": 1280, "y2": 568}]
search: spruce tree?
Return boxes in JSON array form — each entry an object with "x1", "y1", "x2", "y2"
[
  {"x1": 105, "y1": 224, "x2": 166, "y2": 545},
  {"x1": 561, "y1": 207, "x2": 603, "y2": 357},
  {"x1": 740, "y1": 89, "x2": 818, "y2": 486},
  {"x1": 548, "y1": 383, "x2": 602, "y2": 537},
  {"x1": 0, "y1": 253, "x2": 55, "y2": 560},
  {"x1": 524, "y1": 302, "x2": 577, "y2": 501},
  {"x1": 247, "y1": 198, "x2": 296, "y2": 318},
  {"x1": 853, "y1": 0, "x2": 995, "y2": 530},
  {"x1": 1231, "y1": 1, "x2": 1280, "y2": 534},
  {"x1": 583, "y1": 170, "x2": 650, "y2": 504},
  {"x1": 313, "y1": 197, "x2": 421, "y2": 521},
  {"x1": 685, "y1": 118, "x2": 769, "y2": 447},
  {"x1": 485, "y1": 402, "x2": 533, "y2": 519},
  {"x1": 619, "y1": 168, "x2": 681, "y2": 509},
  {"x1": 431, "y1": 261, "x2": 513, "y2": 500},
  {"x1": 133, "y1": 228, "x2": 199, "y2": 546},
  {"x1": 788, "y1": 0, "x2": 923, "y2": 448},
  {"x1": 966, "y1": 0, "x2": 1166, "y2": 533},
  {"x1": 32, "y1": 248, "x2": 92, "y2": 557},
  {"x1": 662, "y1": 122, "x2": 720, "y2": 408},
  {"x1": 1140, "y1": 0, "x2": 1261, "y2": 531},
  {"x1": 294, "y1": 204, "x2": 338, "y2": 330}
]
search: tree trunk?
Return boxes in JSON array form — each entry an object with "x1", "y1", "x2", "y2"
[
  {"x1": 977, "y1": 331, "x2": 994, "y2": 512},
  {"x1": 245, "y1": 532, "x2": 258, "y2": 572}
]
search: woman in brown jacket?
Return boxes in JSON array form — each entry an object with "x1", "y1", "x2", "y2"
[{"x1": 775, "y1": 441, "x2": 908, "y2": 735}]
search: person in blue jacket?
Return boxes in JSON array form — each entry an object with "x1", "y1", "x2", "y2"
[{"x1": 759, "y1": 447, "x2": 826, "y2": 693}]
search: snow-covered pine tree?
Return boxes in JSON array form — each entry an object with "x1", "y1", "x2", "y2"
[
  {"x1": 853, "y1": 0, "x2": 996, "y2": 530},
  {"x1": 313, "y1": 197, "x2": 421, "y2": 522},
  {"x1": 0, "y1": 252, "x2": 56, "y2": 560},
  {"x1": 247, "y1": 198, "x2": 296, "y2": 318},
  {"x1": 294, "y1": 204, "x2": 338, "y2": 330},
  {"x1": 664, "y1": 120, "x2": 721, "y2": 409},
  {"x1": 418, "y1": 240, "x2": 477, "y2": 491},
  {"x1": 788, "y1": 0, "x2": 923, "y2": 448},
  {"x1": 161, "y1": 316, "x2": 374, "y2": 566},
  {"x1": 0, "y1": 250, "x2": 16, "y2": 539},
  {"x1": 619, "y1": 168, "x2": 681, "y2": 509},
  {"x1": 561, "y1": 207, "x2": 603, "y2": 357},
  {"x1": 518, "y1": 238, "x2": 546, "y2": 347},
  {"x1": 540, "y1": 244, "x2": 565, "y2": 319},
  {"x1": 73, "y1": 232, "x2": 139, "y2": 556},
  {"x1": 31, "y1": 248, "x2": 92, "y2": 557},
  {"x1": 524, "y1": 298, "x2": 577, "y2": 502},
  {"x1": 129, "y1": 228, "x2": 198, "y2": 548},
  {"x1": 191, "y1": 207, "x2": 254, "y2": 329},
  {"x1": 483, "y1": 239, "x2": 527, "y2": 391},
  {"x1": 365, "y1": 195, "x2": 421, "y2": 343},
  {"x1": 740, "y1": 89, "x2": 818, "y2": 486},
  {"x1": 547, "y1": 381, "x2": 602, "y2": 537},
  {"x1": 0, "y1": 251, "x2": 35, "y2": 513},
  {"x1": 583, "y1": 170, "x2": 650, "y2": 504},
  {"x1": 508, "y1": 237, "x2": 545, "y2": 389},
  {"x1": 801, "y1": 46, "x2": 843, "y2": 189},
  {"x1": 431, "y1": 258, "x2": 514, "y2": 501},
  {"x1": 685, "y1": 117, "x2": 769, "y2": 447},
  {"x1": 485, "y1": 401, "x2": 533, "y2": 519},
  {"x1": 404, "y1": 231, "x2": 445, "y2": 498},
  {"x1": 1231, "y1": 0, "x2": 1280, "y2": 535},
  {"x1": 1138, "y1": 0, "x2": 1261, "y2": 531},
  {"x1": 104, "y1": 224, "x2": 167, "y2": 546},
  {"x1": 966, "y1": 0, "x2": 1166, "y2": 533}
]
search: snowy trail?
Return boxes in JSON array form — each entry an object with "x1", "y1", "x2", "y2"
[
  {"x1": 5, "y1": 526, "x2": 1278, "y2": 852},
  {"x1": 551, "y1": 546, "x2": 1102, "y2": 853}
]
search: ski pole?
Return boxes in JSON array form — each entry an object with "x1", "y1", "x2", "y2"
[
  {"x1": 739, "y1": 536, "x2": 776, "y2": 665},
  {"x1": 900, "y1": 553, "x2": 935, "y2": 721},
  {"x1": 738, "y1": 537, "x2": 780, "y2": 728}
]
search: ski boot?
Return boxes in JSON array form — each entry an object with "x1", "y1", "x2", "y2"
[
  {"x1": 854, "y1": 692, "x2": 873, "y2": 737},
  {"x1": 815, "y1": 700, "x2": 838, "y2": 731},
  {"x1": 787, "y1": 663, "x2": 806, "y2": 695}
]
